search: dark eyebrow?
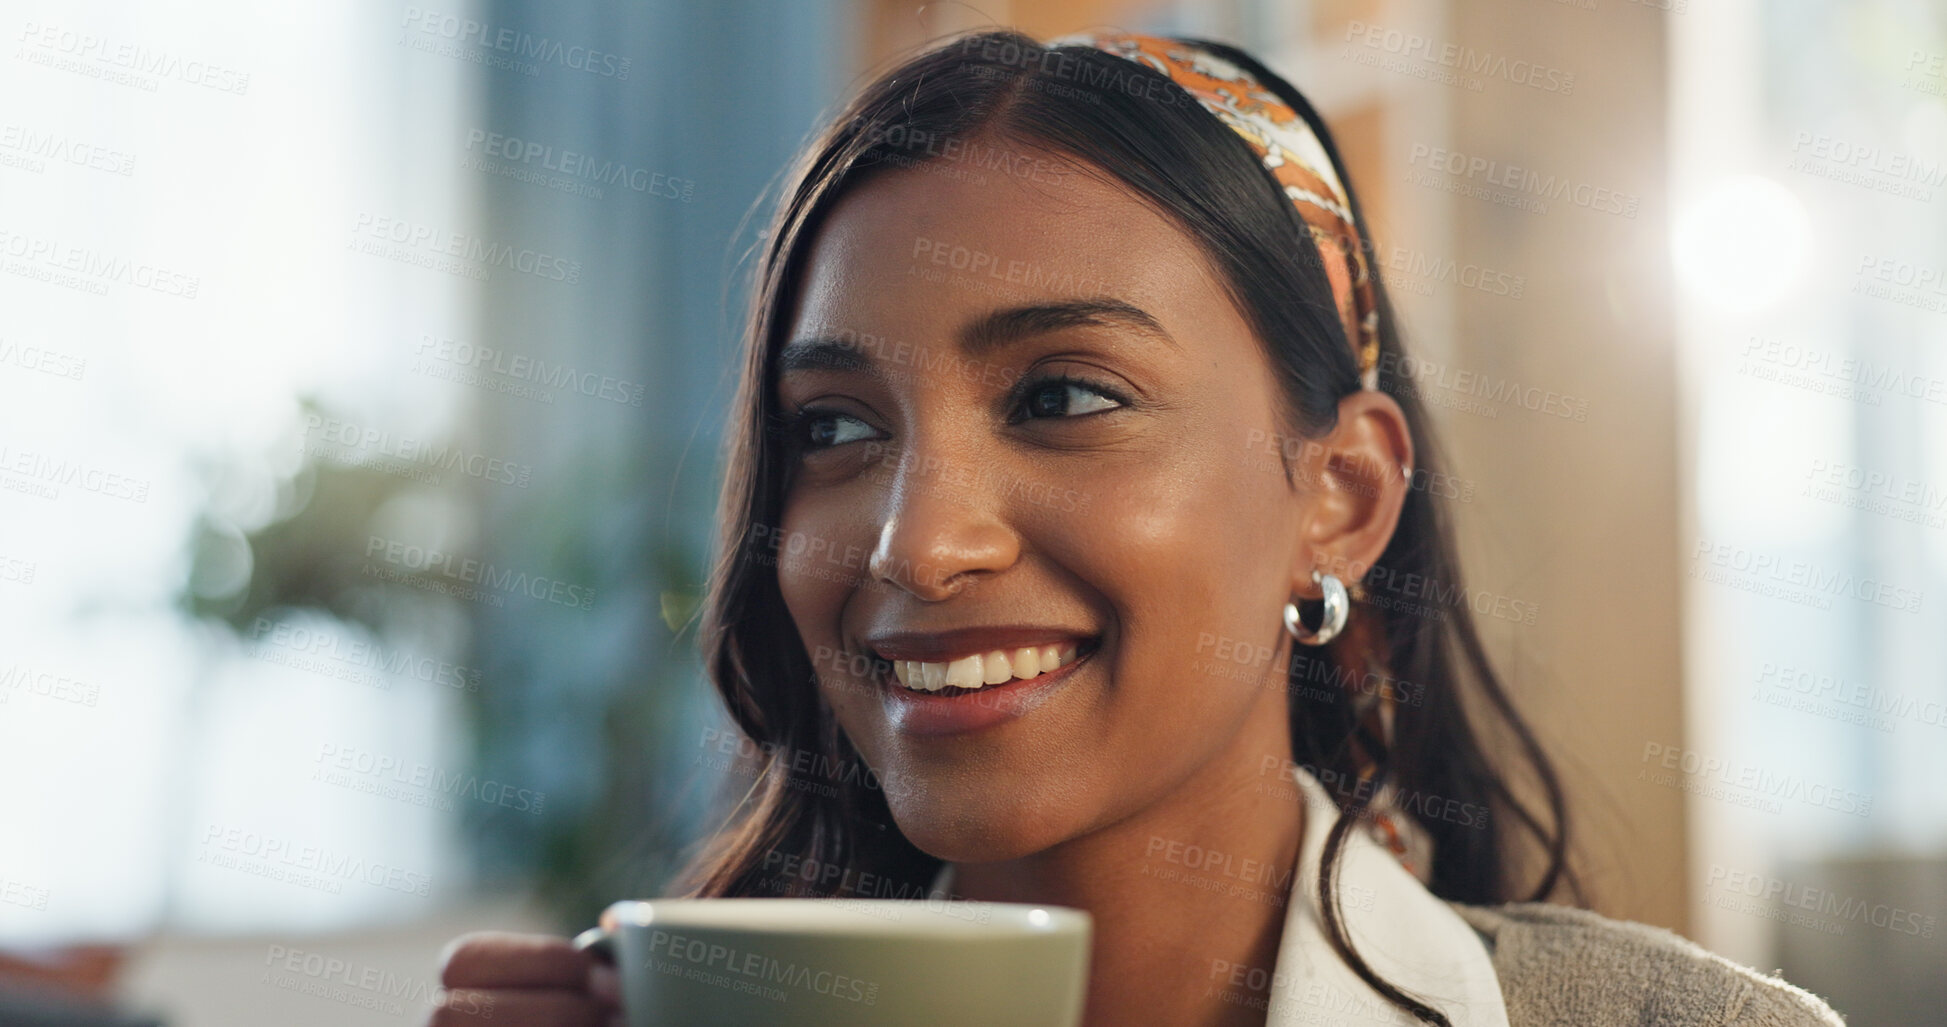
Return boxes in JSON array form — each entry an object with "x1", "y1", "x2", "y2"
[
  {"x1": 776, "y1": 297, "x2": 1178, "y2": 375},
  {"x1": 961, "y1": 297, "x2": 1179, "y2": 358},
  {"x1": 776, "y1": 338, "x2": 875, "y2": 375}
]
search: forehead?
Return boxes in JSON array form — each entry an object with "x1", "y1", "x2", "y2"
[{"x1": 784, "y1": 141, "x2": 1237, "y2": 346}]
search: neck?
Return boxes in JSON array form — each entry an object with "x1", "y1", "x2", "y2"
[{"x1": 949, "y1": 685, "x2": 1306, "y2": 1027}]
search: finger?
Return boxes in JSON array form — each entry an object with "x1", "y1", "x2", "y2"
[
  {"x1": 427, "y1": 987, "x2": 611, "y2": 1026},
  {"x1": 588, "y1": 962, "x2": 621, "y2": 1005},
  {"x1": 438, "y1": 932, "x2": 595, "y2": 989}
]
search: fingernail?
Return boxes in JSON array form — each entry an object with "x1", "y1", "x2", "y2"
[{"x1": 588, "y1": 962, "x2": 621, "y2": 1005}]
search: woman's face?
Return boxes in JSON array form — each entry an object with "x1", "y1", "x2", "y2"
[{"x1": 773, "y1": 137, "x2": 1385, "y2": 863}]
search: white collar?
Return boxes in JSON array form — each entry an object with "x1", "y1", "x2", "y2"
[
  {"x1": 1261, "y1": 765, "x2": 1508, "y2": 1026},
  {"x1": 928, "y1": 765, "x2": 1508, "y2": 1026}
]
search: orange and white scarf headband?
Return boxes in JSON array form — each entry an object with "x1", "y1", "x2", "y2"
[{"x1": 1049, "y1": 31, "x2": 1382, "y2": 390}]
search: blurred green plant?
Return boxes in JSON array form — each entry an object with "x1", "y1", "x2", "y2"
[{"x1": 176, "y1": 394, "x2": 717, "y2": 931}]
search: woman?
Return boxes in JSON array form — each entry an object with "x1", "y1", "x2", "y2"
[{"x1": 429, "y1": 29, "x2": 1845, "y2": 1026}]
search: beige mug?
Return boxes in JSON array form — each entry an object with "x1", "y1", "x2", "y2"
[{"x1": 574, "y1": 897, "x2": 1091, "y2": 1026}]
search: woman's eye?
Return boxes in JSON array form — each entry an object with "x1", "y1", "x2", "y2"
[
  {"x1": 1019, "y1": 377, "x2": 1125, "y2": 420},
  {"x1": 799, "y1": 411, "x2": 879, "y2": 449}
]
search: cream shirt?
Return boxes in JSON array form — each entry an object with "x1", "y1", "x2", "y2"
[{"x1": 930, "y1": 765, "x2": 1510, "y2": 1026}]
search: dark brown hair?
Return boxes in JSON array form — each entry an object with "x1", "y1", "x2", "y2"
[{"x1": 675, "y1": 29, "x2": 1575, "y2": 1026}]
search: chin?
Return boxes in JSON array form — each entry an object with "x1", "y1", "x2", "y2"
[{"x1": 888, "y1": 795, "x2": 1074, "y2": 864}]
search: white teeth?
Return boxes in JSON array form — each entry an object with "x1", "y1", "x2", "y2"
[
  {"x1": 887, "y1": 642, "x2": 1084, "y2": 693},
  {"x1": 944, "y1": 654, "x2": 983, "y2": 688}
]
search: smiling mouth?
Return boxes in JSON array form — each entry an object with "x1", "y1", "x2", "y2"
[{"x1": 874, "y1": 638, "x2": 1100, "y2": 696}]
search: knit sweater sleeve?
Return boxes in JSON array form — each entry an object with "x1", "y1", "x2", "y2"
[{"x1": 1448, "y1": 901, "x2": 1847, "y2": 1026}]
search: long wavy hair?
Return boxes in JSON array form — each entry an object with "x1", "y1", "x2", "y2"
[{"x1": 673, "y1": 29, "x2": 1575, "y2": 1026}]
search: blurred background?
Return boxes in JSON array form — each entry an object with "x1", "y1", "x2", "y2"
[{"x1": 1, "y1": 0, "x2": 1942, "y2": 1023}]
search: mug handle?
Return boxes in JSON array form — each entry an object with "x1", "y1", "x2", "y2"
[{"x1": 572, "y1": 925, "x2": 615, "y2": 963}]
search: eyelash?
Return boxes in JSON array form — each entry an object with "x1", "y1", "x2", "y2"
[{"x1": 783, "y1": 372, "x2": 1130, "y2": 452}]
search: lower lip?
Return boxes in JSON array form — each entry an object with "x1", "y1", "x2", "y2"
[{"x1": 881, "y1": 651, "x2": 1091, "y2": 737}]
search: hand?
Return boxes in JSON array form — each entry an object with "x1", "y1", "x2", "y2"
[{"x1": 426, "y1": 931, "x2": 621, "y2": 1026}]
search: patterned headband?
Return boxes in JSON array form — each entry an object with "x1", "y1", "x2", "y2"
[{"x1": 1047, "y1": 31, "x2": 1381, "y2": 390}]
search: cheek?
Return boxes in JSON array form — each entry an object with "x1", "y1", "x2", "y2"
[
  {"x1": 774, "y1": 491, "x2": 883, "y2": 712},
  {"x1": 776, "y1": 481, "x2": 876, "y2": 591},
  {"x1": 1042, "y1": 440, "x2": 1298, "y2": 711}
]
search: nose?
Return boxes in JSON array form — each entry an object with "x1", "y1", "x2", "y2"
[{"x1": 867, "y1": 447, "x2": 1020, "y2": 600}]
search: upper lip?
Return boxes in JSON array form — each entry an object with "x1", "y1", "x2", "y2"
[{"x1": 864, "y1": 626, "x2": 1097, "y2": 664}]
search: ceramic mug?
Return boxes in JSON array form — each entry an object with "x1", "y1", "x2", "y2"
[{"x1": 574, "y1": 897, "x2": 1091, "y2": 1026}]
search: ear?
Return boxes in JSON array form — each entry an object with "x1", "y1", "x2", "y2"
[{"x1": 1287, "y1": 390, "x2": 1415, "y2": 598}]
